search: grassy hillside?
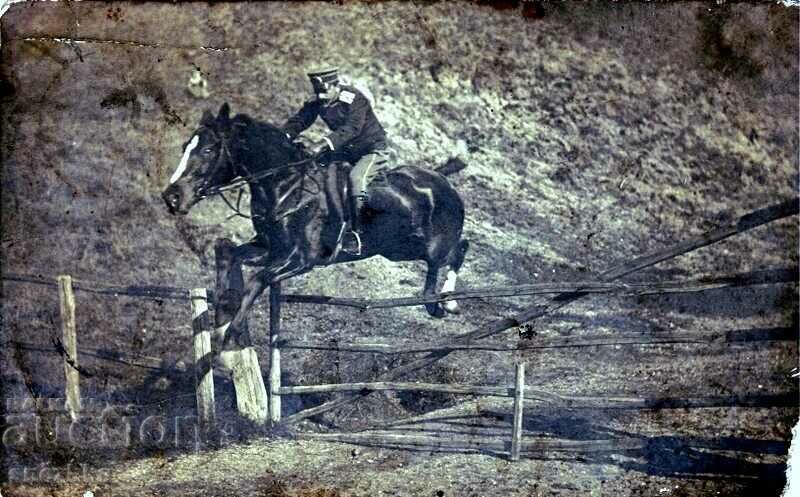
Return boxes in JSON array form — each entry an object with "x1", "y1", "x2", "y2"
[{"x1": 1, "y1": 2, "x2": 798, "y2": 496}]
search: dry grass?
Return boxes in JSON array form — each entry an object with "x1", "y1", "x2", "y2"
[{"x1": 1, "y1": 2, "x2": 797, "y2": 496}]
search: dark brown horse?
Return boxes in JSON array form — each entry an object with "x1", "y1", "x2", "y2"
[{"x1": 162, "y1": 103, "x2": 468, "y2": 340}]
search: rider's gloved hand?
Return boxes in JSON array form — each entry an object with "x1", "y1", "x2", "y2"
[{"x1": 309, "y1": 140, "x2": 332, "y2": 157}]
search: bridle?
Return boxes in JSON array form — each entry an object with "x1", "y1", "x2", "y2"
[{"x1": 191, "y1": 126, "x2": 318, "y2": 220}]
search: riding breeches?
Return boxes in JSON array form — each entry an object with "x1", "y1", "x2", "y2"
[{"x1": 350, "y1": 149, "x2": 388, "y2": 197}]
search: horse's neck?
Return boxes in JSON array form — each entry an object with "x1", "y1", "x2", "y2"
[
  {"x1": 232, "y1": 124, "x2": 309, "y2": 217},
  {"x1": 249, "y1": 169, "x2": 305, "y2": 215}
]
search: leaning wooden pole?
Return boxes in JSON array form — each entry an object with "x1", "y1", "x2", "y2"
[
  {"x1": 279, "y1": 199, "x2": 799, "y2": 426},
  {"x1": 191, "y1": 288, "x2": 216, "y2": 432},
  {"x1": 57, "y1": 275, "x2": 80, "y2": 420},
  {"x1": 269, "y1": 282, "x2": 282, "y2": 424},
  {"x1": 510, "y1": 362, "x2": 525, "y2": 461}
]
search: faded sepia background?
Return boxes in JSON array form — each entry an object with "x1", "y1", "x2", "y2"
[{"x1": 1, "y1": 2, "x2": 798, "y2": 496}]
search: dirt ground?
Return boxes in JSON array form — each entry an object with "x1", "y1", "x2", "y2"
[{"x1": 1, "y1": 2, "x2": 798, "y2": 496}]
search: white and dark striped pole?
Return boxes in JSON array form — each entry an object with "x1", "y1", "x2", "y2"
[{"x1": 191, "y1": 288, "x2": 215, "y2": 431}]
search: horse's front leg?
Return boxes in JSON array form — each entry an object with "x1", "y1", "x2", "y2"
[
  {"x1": 214, "y1": 239, "x2": 268, "y2": 326},
  {"x1": 215, "y1": 267, "x2": 270, "y2": 423},
  {"x1": 218, "y1": 248, "x2": 308, "y2": 350},
  {"x1": 215, "y1": 247, "x2": 310, "y2": 424},
  {"x1": 224, "y1": 269, "x2": 269, "y2": 347}
]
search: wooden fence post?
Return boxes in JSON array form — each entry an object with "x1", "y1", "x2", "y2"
[
  {"x1": 269, "y1": 282, "x2": 282, "y2": 424},
  {"x1": 57, "y1": 275, "x2": 80, "y2": 420},
  {"x1": 191, "y1": 288, "x2": 215, "y2": 431},
  {"x1": 214, "y1": 240, "x2": 268, "y2": 425},
  {"x1": 510, "y1": 362, "x2": 525, "y2": 461}
]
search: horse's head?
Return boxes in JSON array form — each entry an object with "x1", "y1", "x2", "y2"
[{"x1": 162, "y1": 103, "x2": 239, "y2": 215}]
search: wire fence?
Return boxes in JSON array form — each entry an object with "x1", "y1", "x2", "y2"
[
  {"x1": 2, "y1": 198, "x2": 798, "y2": 458},
  {"x1": 3, "y1": 272, "x2": 196, "y2": 301}
]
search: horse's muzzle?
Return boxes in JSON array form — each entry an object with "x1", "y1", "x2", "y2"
[{"x1": 162, "y1": 185, "x2": 184, "y2": 215}]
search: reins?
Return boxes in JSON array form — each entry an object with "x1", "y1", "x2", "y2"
[
  {"x1": 201, "y1": 156, "x2": 316, "y2": 198},
  {"x1": 219, "y1": 188, "x2": 249, "y2": 220},
  {"x1": 195, "y1": 130, "x2": 318, "y2": 220}
]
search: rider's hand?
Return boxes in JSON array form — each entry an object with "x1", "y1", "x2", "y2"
[{"x1": 309, "y1": 140, "x2": 332, "y2": 157}]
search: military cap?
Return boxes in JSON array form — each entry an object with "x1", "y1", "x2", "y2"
[{"x1": 307, "y1": 66, "x2": 340, "y2": 91}]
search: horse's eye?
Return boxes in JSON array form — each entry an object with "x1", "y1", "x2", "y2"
[{"x1": 202, "y1": 147, "x2": 214, "y2": 156}]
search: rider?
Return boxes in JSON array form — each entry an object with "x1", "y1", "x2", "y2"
[{"x1": 281, "y1": 66, "x2": 388, "y2": 256}]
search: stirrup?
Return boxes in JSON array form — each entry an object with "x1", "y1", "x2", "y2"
[
  {"x1": 332, "y1": 223, "x2": 362, "y2": 257},
  {"x1": 343, "y1": 230, "x2": 362, "y2": 256}
]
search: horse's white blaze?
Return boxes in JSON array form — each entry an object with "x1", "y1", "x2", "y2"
[
  {"x1": 170, "y1": 135, "x2": 199, "y2": 184},
  {"x1": 442, "y1": 269, "x2": 459, "y2": 312}
]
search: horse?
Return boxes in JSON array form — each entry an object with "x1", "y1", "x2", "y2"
[{"x1": 162, "y1": 103, "x2": 469, "y2": 343}]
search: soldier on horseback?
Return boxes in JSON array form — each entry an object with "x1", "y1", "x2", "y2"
[{"x1": 282, "y1": 66, "x2": 389, "y2": 256}]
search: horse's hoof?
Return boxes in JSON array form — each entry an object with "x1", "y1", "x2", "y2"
[{"x1": 426, "y1": 304, "x2": 446, "y2": 319}]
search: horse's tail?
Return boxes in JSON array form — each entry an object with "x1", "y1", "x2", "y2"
[{"x1": 435, "y1": 157, "x2": 468, "y2": 177}]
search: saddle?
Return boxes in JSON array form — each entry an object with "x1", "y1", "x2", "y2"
[
  {"x1": 321, "y1": 161, "x2": 390, "y2": 259},
  {"x1": 322, "y1": 160, "x2": 390, "y2": 209}
]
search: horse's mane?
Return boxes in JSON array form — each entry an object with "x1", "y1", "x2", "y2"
[
  {"x1": 229, "y1": 113, "x2": 306, "y2": 168},
  {"x1": 231, "y1": 113, "x2": 282, "y2": 137}
]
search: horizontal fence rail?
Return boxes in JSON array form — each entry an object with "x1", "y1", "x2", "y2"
[
  {"x1": 5, "y1": 266, "x2": 795, "y2": 311},
  {"x1": 279, "y1": 267, "x2": 798, "y2": 310},
  {"x1": 294, "y1": 432, "x2": 647, "y2": 453},
  {"x1": 277, "y1": 326, "x2": 797, "y2": 354},
  {"x1": 361, "y1": 390, "x2": 798, "y2": 435},
  {"x1": 279, "y1": 382, "x2": 796, "y2": 409},
  {"x1": 279, "y1": 381, "x2": 559, "y2": 402},
  {"x1": 542, "y1": 392, "x2": 798, "y2": 409}
]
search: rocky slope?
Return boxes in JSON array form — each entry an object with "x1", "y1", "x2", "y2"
[{"x1": 1, "y1": 2, "x2": 798, "y2": 496}]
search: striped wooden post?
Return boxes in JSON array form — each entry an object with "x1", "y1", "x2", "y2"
[
  {"x1": 269, "y1": 282, "x2": 282, "y2": 423},
  {"x1": 57, "y1": 275, "x2": 80, "y2": 420},
  {"x1": 191, "y1": 288, "x2": 215, "y2": 431},
  {"x1": 510, "y1": 362, "x2": 525, "y2": 461}
]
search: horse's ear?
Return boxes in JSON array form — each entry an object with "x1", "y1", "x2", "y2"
[
  {"x1": 218, "y1": 103, "x2": 231, "y2": 125},
  {"x1": 200, "y1": 109, "x2": 214, "y2": 125}
]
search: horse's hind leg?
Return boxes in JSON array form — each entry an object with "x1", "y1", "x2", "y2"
[
  {"x1": 441, "y1": 239, "x2": 469, "y2": 314},
  {"x1": 423, "y1": 262, "x2": 446, "y2": 318},
  {"x1": 423, "y1": 238, "x2": 468, "y2": 318}
]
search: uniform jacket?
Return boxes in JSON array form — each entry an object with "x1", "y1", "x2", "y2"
[{"x1": 282, "y1": 85, "x2": 386, "y2": 159}]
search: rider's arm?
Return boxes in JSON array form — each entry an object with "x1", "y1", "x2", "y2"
[
  {"x1": 324, "y1": 90, "x2": 368, "y2": 151},
  {"x1": 282, "y1": 100, "x2": 320, "y2": 139}
]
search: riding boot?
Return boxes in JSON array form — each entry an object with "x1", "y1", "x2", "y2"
[{"x1": 342, "y1": 192, "x2": 367, "y2": 255}]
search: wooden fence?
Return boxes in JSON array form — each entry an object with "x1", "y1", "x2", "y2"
[
  {"x1": 195, "y1": 198, "x2": 799, "y2": 459},
  {"x1": 3, "y1": 198, "x2": 798, "y2": 460}
]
